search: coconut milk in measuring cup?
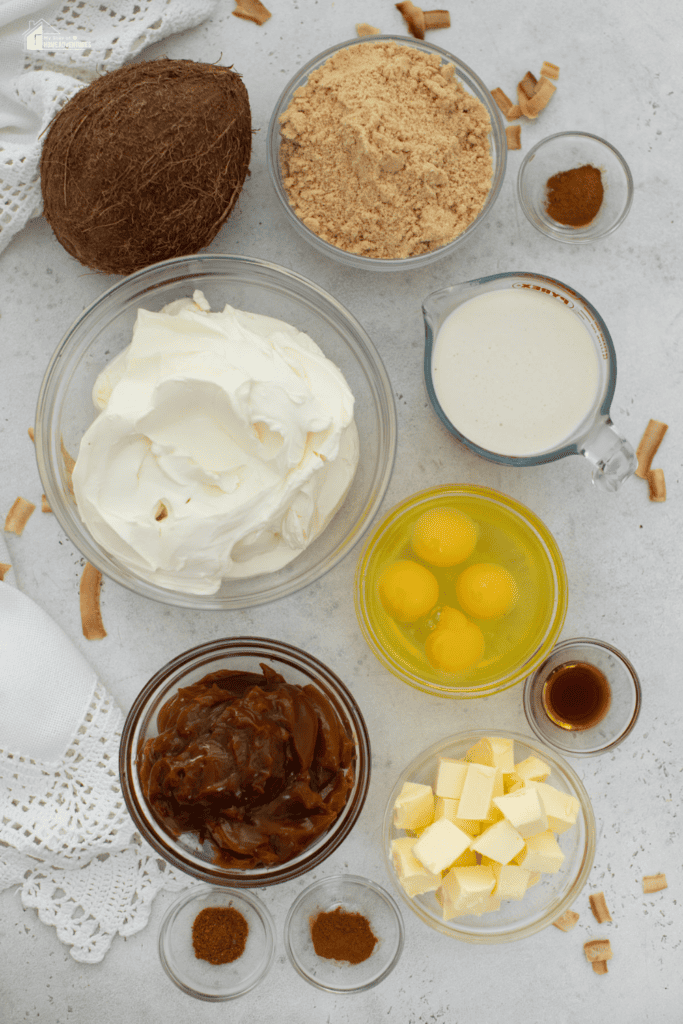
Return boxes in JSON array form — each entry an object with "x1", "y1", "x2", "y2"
[{"x1": 423, "y1": 272, "x2": 637, "y2": 491}]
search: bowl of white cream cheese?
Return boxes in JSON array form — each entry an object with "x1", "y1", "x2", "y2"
[{"x1": 36, "y1": 255, "x2": 396, "y2": 608}]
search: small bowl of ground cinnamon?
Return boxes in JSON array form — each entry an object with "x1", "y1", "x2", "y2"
[
  {"x1": 158, "y1": 885, "x2": 276, "y2": 1000},
  {"x1": 284, "y1": 874, "x2": 404, "y2": 992},
  {"x1": 517, "y1": 131, "x2": 633, "y2": 242}
]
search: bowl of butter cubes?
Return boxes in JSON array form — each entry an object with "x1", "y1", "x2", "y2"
[{"x1": 382, "y1": 731, "x2": 595, "y2": 942}]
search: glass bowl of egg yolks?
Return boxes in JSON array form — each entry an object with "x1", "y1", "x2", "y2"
[{"x1": 354, "y1": 485, "x2": 568, "y2": 698}]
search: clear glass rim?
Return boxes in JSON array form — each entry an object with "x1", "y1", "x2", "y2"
[
  {"x1": 158, "y1": 884, "x2": 276, "y2": 1001},
  {"x1": 517, "y1": 131, "x2": 634, "y2": 243},
  {"x1": 35, "y1": 253, "x2": 396, "y2": 609},
  {"x1": 282, "y1": 873, "x2": 405, "y2": 992},
  {"x1": 422, "y1": 271, "x2": 618, "y2": 466},
  {"x1": 354, "y1": 484, "x2": 568, "y2": 699},
  {"x1": 267, "y1": 34, "x2": 507, "y2": 271},
  {"x1": 381, "y1": 729, "x2": 596, "y2": 942},
  {"x1": 522, "y1": 636, "x2": 642, "y2": 757},
  {"x1": 119, "y1": 636, "x2": 372, "y2": 886}
]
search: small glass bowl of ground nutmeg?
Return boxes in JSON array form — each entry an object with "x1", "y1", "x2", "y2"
[
  {"x1": 517, "y1": 131, "x2": 633, "y2": 242},
  {"x1": 267, "y1": 36, "x2": 506, "y2": 270},
  {"x1": 284, "y1": 875, "x2": 404, "y2": 992},
  {"x1": 158, "y1": 886, "x2": 276, "y2": 1000}
]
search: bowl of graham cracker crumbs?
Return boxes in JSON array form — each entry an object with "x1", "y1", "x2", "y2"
[{"x1": 267, "y1": 36, "x2": 506, "y2": 270}]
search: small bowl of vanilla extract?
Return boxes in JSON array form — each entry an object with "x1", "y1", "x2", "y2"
[{"x1": 523, "y1": 637, "x2": 641, "y2": 757}]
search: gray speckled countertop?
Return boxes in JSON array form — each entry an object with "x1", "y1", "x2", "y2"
[{"x1": 1, "y1": 2, "x2": 681, "y2": 1022}]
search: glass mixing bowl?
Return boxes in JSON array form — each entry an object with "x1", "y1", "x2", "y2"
[
  {"x1": 35, "y1": 254, "x2": 396, "y2": 609},
  {"x1": 355, "y1": 485, "x2": 567, "y2": 698},
  {"x1": 267, "y1": 35, "x2": 507, "y2": 271},
  {"x1": 383, "y1": 730, "x2": 595, "y2": 942},
  {"x1": 119, "y1": 637, "x2": 371, "y2": 887}
]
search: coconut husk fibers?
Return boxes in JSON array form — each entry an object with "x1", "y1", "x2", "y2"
[{"x1": 40, "y1": 59, "x2": 252, "y2": 275}]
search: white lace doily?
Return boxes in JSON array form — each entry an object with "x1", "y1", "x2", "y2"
[
  {"x1": 0, "y1": 678, "x2": 187, "y2": 963},
  {"x1": 0, "y1": 0, "x2": 218, "y2": 258}
]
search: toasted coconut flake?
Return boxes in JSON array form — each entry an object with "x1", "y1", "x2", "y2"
[
  {"x1": 423, "y1": 9, "x2": 451, "y2": 29},
  {"x1": 80, "y1": 562, "x2": 107, "y2": 640},
  {"x1": 647, "y1": 468, "x2": 666, "y2": 502},
  {"x1": 592, "y1": 960, "x2": 609, "y2": 975},
  {"x1": 233, "y1": 0, "x2": 271, "y2": 25},
  {"x1": 28, "y1": 426, "x2": 35, "y2": 442},
  {"x1": 491, "y1": 87, "x2": 514, "y2": 116},
  {"x1": 519, "y1": 71, "x2": 538, "y2": 99},
  {"x1": 541, "y1": 61, "x2": 560, "y2": 80},
  {"x1": 525, "y1": 77, "x2": 556, "y2": 117},
  {"x1": 635, "y1": 419, "x2": 668, "y2": 478},
  {"x1": 506, "y1": 103, "x2": 521, "y2": 120},
  {"x1": 642, "y1": 872, "x2": 668, "y2": 893},
  {"x1": 41, "y1": 494, "x2": 53, "y2": 514},
  {"x1": 584, "y1": 939, "x2": 613, "y2": 963},
  {"x1": 396, "y1": 1, "x2": 426, "y2": 38},
  {"x1": 552, "y1": 909, "x2": 580, "y2": 931},
  {"x1": 589, "y1": 892, "x2": 612, "y2": 924},
  {"x1": 0, "y1": 562, "x2": 12, "y2": 581},
  {"x1": 356, "y1": 22, "x2": 381, "y2": 36},
  {"x1": 5, "y1": 497, "x2": 36, "y2": 536},
  {"x1": 506, "y1": 124, "x2": 522, "y2": 150}
]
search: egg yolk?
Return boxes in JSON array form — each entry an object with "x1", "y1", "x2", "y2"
[
  {"x1": 378, "y1": 559, "x2": 439, "y2": 623},
  {"x1": 410, "y1": 507, "x2": 478, "y2": 567},
  {"x1": 425, "y1": 610, "x2": 485, "y2": 673},
  {"x1": 455, "y1": 562, "x2": 518, "y2": 620}
]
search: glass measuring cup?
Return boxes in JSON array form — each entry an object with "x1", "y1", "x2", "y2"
[{"x1": 423, "y1": 271, "x2": 637, "y2": 491}]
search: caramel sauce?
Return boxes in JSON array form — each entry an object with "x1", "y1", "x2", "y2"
[{"x1": 542, "y1": 661, "x2": 611, "y2": 731}]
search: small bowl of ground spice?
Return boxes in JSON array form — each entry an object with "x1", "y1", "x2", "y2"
[
  {"x1": 517, "y1": 131, "x2": 633, "y2": 242},
  {"x1": 158, "y1": 885, "x2": 276, "y2": 1000},
  {"x1": 268, "y1": 36, "x2": 506, "y2": 270},
  {"x1": 284, "y1": 874, "x2": 404, "y2": 992}
]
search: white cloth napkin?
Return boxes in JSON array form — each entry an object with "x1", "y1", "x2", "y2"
[
  {"x1": 0, "y1": 0, "x2": 218, "y2": 258},
  {"x1": 0, "y1": 533, "x2": 186, "y2": 961}
]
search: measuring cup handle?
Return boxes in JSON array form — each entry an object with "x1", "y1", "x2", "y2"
[{"x1": 581, "y1": 418, "x2": 637, "y2": 492}]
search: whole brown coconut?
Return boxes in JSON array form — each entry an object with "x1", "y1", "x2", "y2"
[{"x1": 40, "y1": 59, "x2": 252, "y2": 275}]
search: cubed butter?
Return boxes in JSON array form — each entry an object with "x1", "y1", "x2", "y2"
[
  {"x1": 493, "y1": 787, "x2": 548, "y2": 838},
  {"x1": 439, "y1": 864, "x2": 496, "y2": 920},
  {"x1": 470, "y1": 818, "x2": 525, "y2": 864},
  {"x1": 457, "y1": 763, "x2": 498, "y2": 820},
  {"x1": 434, "y1": 757, "x2": 469, "y2": 799},
  {"x1": 391, "y1": 838, "x2": 441, "y2": 897},
  {"x1": 393, "y1": 781, "x2": 435, "y2": 831},
  {"x1": 434, "y1": 797, "x2": 481, "y2": 835},
  {"x1": 503, "y1": 771, "x2": 524, "y2": 793},
  {"x1": 412, "y1": 818, "x2": 472, "y2": 874},
  {"x1": 490, "y1": 863, "x2": 532, "y2": 901},
  {"x1": 515, "y1": 755, "x2": 551, "y2": 783},
  {"x1": 466, "y1": 736, "x2": 515, "y2": 773},
  {"x1": 515, "y1": 830, "x2": 565, "y2": 873},
  {"x1": 526, "y1": 781, "x2": 580, "y2": 834}
]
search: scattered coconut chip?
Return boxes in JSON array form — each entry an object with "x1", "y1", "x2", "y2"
[
  {"x1": 491, "y1": 87, "x2": 514, "y2": 116},
  {"x1": 506, "y1": 104, "x2": 521, "y2": 121},
  {"x1": 356, "y1": 22, "x2": 381, "y2": 36},
  {"x1": 541, "y1": 61, "x2": 560, "y2": 80},
  {"x1": 525, "y1": 77, "x2": 556, "y2": 117},
  {"x1": 552, "y1": 909, "x2": 580, "y2": 931},
  {"x1": 589, "y1": 892, "x2": 612, "y2": 924},
  {"x1": 584, "y1": 939, "x2": 612, "y2": 964},
  {"x1": 0, "y1": 563, "x2": 12, "y2": 581},
  {"x1": 5, "y1": 497, "x2": 36, "y2": 536},
  {"x1": 642, "y1": 873, "x2": 668, "y2": 893},
  {"x1": 28, "y1": 426, "x2": 35, "y2": 442},
  {"x1": 647, "y1": 468, "x2": 666, "y2": 502},
  {"x1": 396, "y1": 1, "x2": 426, "y2": 38},
  {"x1": 423, "y1": 9, "x2": 451, "y2": 29},
  {"x1": 517, "y1": 82, "x2": 533, "y2": 118},
  {"x1": 592, "y1": 960, "x2": 609, "y2": 975},
  {"x1": 519, "y1": 71, "x2": 538, "y2": 99},
  {"x1": 635, "y1": 419, "x2": 668, "y2": 478},
  {"x1": 41, "y1": 495, "x2": 52, "y2": 514},
  {"x1": 232, "y1": 0, "x2": 271, "y2": 25},
  {"x1": 506, "y1": 124, "x2": 522, "y2": 150},
  {"x1": 79, "y1": 562, "x2": 107, "y2": 640}
]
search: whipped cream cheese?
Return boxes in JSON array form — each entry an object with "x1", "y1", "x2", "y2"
[{"x1": 73, "y1": 291, "x2": 359, "y2": 594}]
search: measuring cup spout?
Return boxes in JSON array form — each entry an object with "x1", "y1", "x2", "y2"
[{"x1": 581, "y1": 418, "x2": 637, "y2": 492}]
